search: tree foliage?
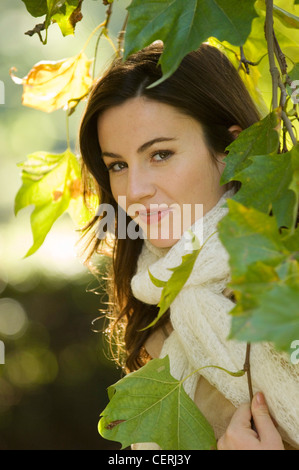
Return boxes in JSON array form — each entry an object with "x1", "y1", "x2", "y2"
[{"x1": 13, "y1": 0, "x2": 299, "y2": 450}]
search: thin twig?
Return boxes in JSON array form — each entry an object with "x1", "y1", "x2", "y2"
[
  {"x1": 243, "y1": 343, "x2": 254, "y2": 402},
  {"x1": 265, "y1": 1, "x2": 297, "y2": 147},
  {"x1": 117, "y1": 12, "x2": 129, "y2": 57},
  {"x1": 238, "y1": 46, "x2": 261, "y2": 74},
  {"x1": 278, "y1": 76, "x2": 287, "y2": 109},
  {"x1": 282, "y1": 110, "x2": 297, "y2": 146},
  {"x1": 91, "y1": 3, "x2": 114, "y2": 79},
  {"x1": 273, "y1": 31, "x2": 288, "y2": 76},
  {"x1": 265, "y1": 0, "x2": 280, "y2": 110},
  {"x1": 243, "y1": 343, "x2": 258, "y2": 433}
]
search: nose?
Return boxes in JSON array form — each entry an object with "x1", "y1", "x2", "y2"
[{"x1": 126, "y1": 165, "x2": 156, "y2": 206}]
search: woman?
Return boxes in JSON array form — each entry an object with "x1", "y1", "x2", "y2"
[{"x1": 79, "y1": 42, "x2": 297, "y2": 450}]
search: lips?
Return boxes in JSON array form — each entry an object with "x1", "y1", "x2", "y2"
[{"x1": 137, "y1": 208, "x2": 172, "y2": 225}]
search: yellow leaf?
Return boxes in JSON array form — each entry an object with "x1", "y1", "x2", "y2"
[
  {"x1": 207, "y1": 37, "x2": 269, "y2": 118},
  {"x1": 10, "y1": 52, "x2": 93, "y2": 113}
]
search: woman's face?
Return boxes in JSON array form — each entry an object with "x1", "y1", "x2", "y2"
[{"x1": 97, "y1": 97, "x2": 227, "y2": 248}]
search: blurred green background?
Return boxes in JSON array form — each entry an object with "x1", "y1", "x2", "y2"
[{"x1": 0, "y1": 0, "x2": 130, "y2": 450}]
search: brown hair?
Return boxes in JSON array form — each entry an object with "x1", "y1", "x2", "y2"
[{"x1": 79, "y1": 42, "x2": 260, "y2": 372}]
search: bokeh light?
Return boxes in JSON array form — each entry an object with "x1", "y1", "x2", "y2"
[{"x1": 0, "y1": 298, "x2": 27, "y2": 338}]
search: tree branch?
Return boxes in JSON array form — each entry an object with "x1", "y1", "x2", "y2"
[
  {"x1": 265, "y1": 0, "x2": 280, "y2": 110},
  {"x1": 273, "y1": 31, "x2": 288, "y2": 76},
  {"x1": 265, "y1": 1, "x2": 297, "y2": 147}
]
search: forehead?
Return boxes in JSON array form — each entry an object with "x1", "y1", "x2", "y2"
[{"x1": 97, "y1": 97, "x2": 202, "y2": 148}]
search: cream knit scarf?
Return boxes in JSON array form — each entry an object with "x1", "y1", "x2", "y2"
[{"x1": 131, "y1": 190, "x2": 299, "y2": 448}]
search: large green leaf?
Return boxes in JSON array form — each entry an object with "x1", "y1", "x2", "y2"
[
  {"x1": 221, "y1": 110, "x2": 280, "y2": 185},
  {"x1": 218, "y1": 200, "x2": 288, "y2": 278},
  {"x1": 124, "y1": 0, "x2": 258, "y2": 85},
  {"x1": 15, "y1": 149, "x2": 95, "y2": 257},
  {"x1": 231, "y1": 280, "x2": 299, "y2": 353},
  {"x1": 21, "y1": 0, "x2": 48, "y2": 17},
  {"x1": 99, "y1": 356, "x2": 217, "y2": 450},
  {"x1": 233, "y1": 144, "x2": 299, "y2": 229},
  {"x1": 218, "y1": 200, "x2": 299, "y2": 353},
  {"x1": 228, "y1": 255, "x2": 299, "y2": 353}
]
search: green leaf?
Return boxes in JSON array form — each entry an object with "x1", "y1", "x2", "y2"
[
  {"x1": 26, "y1": 193, "x2": 70, "y2": 258},
  {"x1": 289, "y1": 63, "x2": 299, "y2": 81},
  {"x1": 233, "y1": 145, "x2": 299, "y2": 229},
  {"x1": 21, "y1": 0, "x2": 48, "y2": 17},
  {"x1": 99, "y1": 356, "x2": 217, "y2": 450},
  {"x1": 207, "y1": 37, "x2": 269, "y2": 118},
  {"x1": 218, "y1": 200, "x2": 299, "y2": 353},
  {"x1": 255, "y1": 0, "x2": 299, "y2": 29},
  {"x1": 124, "y1": 0, "x2": 258, "y2": 85},
  {"x1": 50, "y1": 0, "x2": 83, "y2": 37},
  {"x1": 230, "y1": 282, "x2": 299, "y2": 353},
  {"x1": 273, "y1": 4, "x2": 299, "y2": 29},
  {"x1": 23, "y1": 0, "x2": 83, "y2": 42},
  {"x1": 148, "y1": 270, "x2": 167, "y2": 288},
  {"x1": 218, "y1": 200, "x2": 288, "y2": 278},
  {"x1": 15, "y1": 148, "x2": 93, "y2": 257},
  {"x1": 282, "y1": 225, "x2": 299, "y2": 253},
  {"x1": 256, "y1": 0, "x2": 299, "y2": 29},
  {"x1": 221, "y1": 110, "x2": 280, "y2": 185},
  {"x1": 144, "y1": 230, "x2": 203, "y2": 329},
  {"x1": 47, "y1": 0, "x2": 67, "y2": 18}
]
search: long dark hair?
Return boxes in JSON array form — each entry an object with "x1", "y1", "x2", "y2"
[{"x1": 79, "y1": 42, "x2": 260, "y2": 372}]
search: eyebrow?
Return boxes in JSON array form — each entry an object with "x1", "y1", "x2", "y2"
[{"x1": 101, "y1": 137, "x2": 177, "y2": 159}]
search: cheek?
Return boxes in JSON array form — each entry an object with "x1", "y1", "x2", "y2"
[
  {"x1": 110, "y1": 178, "x2": 122, "y2": 200},
  {"x1": 178, "y1": 160, "x2": 217, "y2": 203},
  {"x1": 181, "y1": 166, "x2": 203, "y2": 194},
  {"x1": 110, "y1": 180, "x2": 128, "y2": 213}
]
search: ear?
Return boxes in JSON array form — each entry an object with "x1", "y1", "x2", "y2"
[{"x1": 228, "y1": 125, "x2": 242, "y2": 140}]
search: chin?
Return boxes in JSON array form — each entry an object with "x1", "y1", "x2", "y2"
[{"x1": 146, "y1": 237, "x2": 179, "y2": 249}]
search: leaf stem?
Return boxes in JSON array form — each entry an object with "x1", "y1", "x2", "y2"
[
  {"x1": 66, "y1": 112, "x2": 71, "y2": 150},
  {"x1": 82, "y1": 1, "x2": 114, "y2": 52},
  {"x1": 243, "y1": 343, "x2": 258, "y2": 433},
  {"x1": 82, "y1": 21, "x2": 106, "y2": 53},
  {"x1": 90, "y1": 2, "x2": 115, "y2": 79},
  {"x1": 243, "y1": 343, "x2": 253, "y2": 402},
  {"x1": 181, "y1": 364, "x2": 245, "y2": 386}
]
